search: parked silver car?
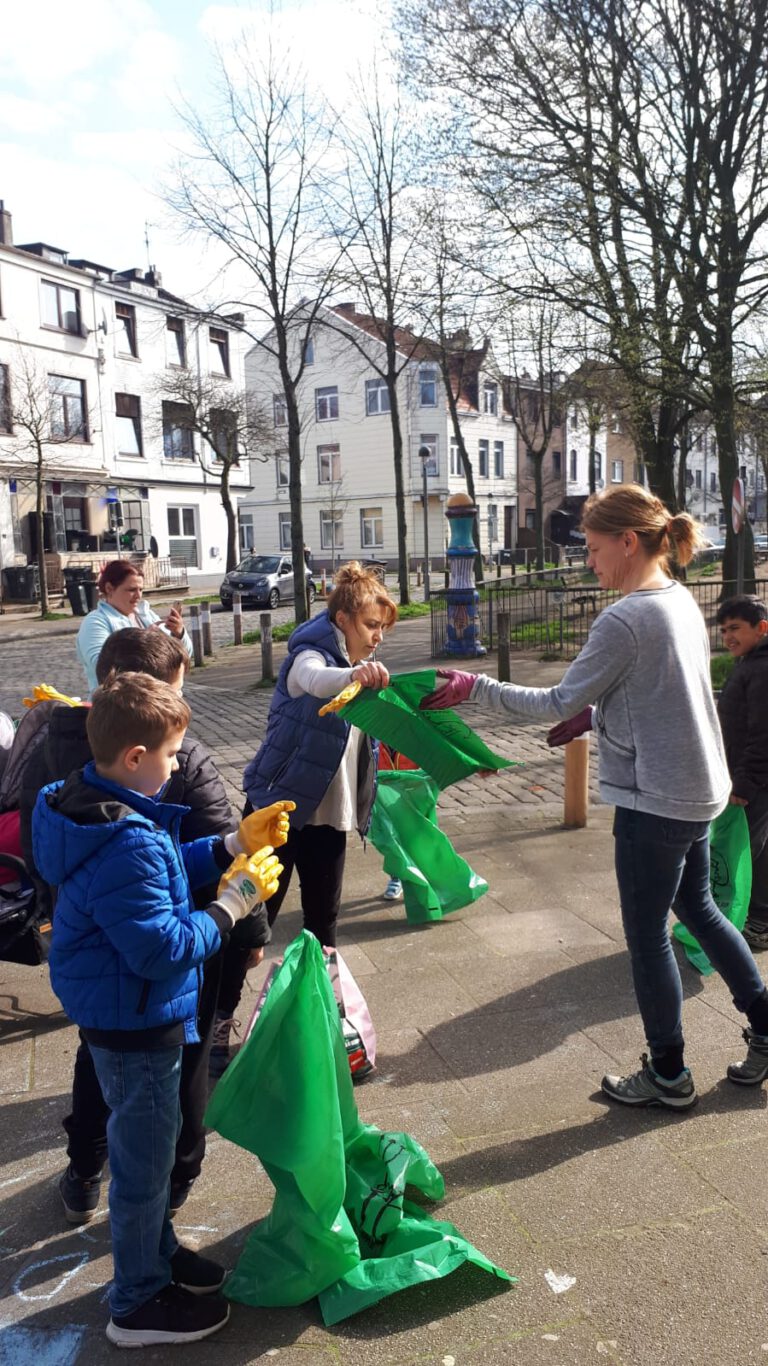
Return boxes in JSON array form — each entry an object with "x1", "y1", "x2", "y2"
[{"x1": 219, "y1": 554, "x2": 316, "y2": 610}]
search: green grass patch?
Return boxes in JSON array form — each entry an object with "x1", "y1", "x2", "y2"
[
  {"x1": 240, "y1": 621, "x2": 297, "y2": 646},
  {"x1": 711, "y1": 651, "x2": 735, "y2": 690},
  {"x1": 42, "y1": 611, "x2": 68, "y2": 621},
  {"x1": 395, "y1": 601, "x2": 432, "y2": 619}
]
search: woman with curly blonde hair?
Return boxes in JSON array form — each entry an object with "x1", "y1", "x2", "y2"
[
  {"x1": 243, "y1": 561, "x2": 397, "y2": 946},
  {"x1": 423, "y1": 485, "x2": 768, "y2": 1109}
]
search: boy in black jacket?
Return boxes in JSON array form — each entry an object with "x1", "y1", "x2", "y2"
[
  {"x1": 19, "y1": 628, "x2": 292, "y2": 1224},
  {"x1": 716, "y1": 594, "x2": 768, "y2": 948}
]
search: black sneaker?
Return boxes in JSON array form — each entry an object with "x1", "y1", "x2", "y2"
[
  {"x1": 169, "y1": 1180, "x2": 194, "y2": 1216},
  {"x1": 106, "y1": 1284, "x2": 229, "y2": 1347},
  {"x1": 727, "y1": 1027, "x2": 768, "y2": 1085},
  {"x1": 59, "y1": 1164, "x2": 103, "y2": 1225},
  {"x1": 743, "y1": 923, "x2": 768, "y2": 951},
  {"x1": 170, "y1": 1245, "x2": 227, "y2": 1295}
]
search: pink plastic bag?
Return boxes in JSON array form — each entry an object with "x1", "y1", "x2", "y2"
[{"x1": 245, "y1": 943, "x2": 376, "y2": 1079}]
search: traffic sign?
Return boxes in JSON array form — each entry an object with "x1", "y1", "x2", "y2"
[{"x1": 732, "y1": 477, "x2": 746, "y2": 534}]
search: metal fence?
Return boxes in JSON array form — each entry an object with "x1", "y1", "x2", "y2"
[{"x1": 430, "y1": 577, "x2": 768, "y2": 659}]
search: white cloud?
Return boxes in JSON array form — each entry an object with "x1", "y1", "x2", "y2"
[
  {"x1": 0, "y1": 93, "x2": 65, "y2": 136},
  {"x1": 0, "y1": 0, "x2": 162, "y2": 94}
]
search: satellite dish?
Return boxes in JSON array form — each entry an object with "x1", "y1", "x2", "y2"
[{"x1": 149, "y1": 536, "x2": 159, "y2": 558}]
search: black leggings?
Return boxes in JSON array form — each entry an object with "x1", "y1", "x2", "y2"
[{"x1": 263, "y1": 822, "x2": 347, "y2": 948}]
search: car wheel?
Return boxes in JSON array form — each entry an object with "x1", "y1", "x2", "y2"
[
  {"x1": 307, "y1": 582, "x2": 316, "y2": 605},
  {"x1": 268, "y1": 588, "x2": 280, "y2": 610},
  {"x1": 220, "y1": 598, "x2": 233, "y2": 611}
]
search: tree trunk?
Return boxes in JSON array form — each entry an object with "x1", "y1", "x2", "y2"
[
  {"x1": 220, "y1": 463, "x2": 238, "y2": 572},
  {"x1": 534, "y1": 455, "x2": 545, "y2": 570},
  {"x1": 386, "y1": 377, "x2": 410, "y2": 605},
  {"x1": 714, "y1": 393, "x2": 755, "y2": 591},
  {"x1": 588, "y1": 428, "x2": 597, "y2": 495},
  {"x1": 285, "y1": 380, "x2": 308, "y2": 623}
]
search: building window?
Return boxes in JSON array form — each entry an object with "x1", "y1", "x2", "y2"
[
  {"x1": 116, "y1": 302, "x2": 138, "y2": 357},
  {"x1": 0, "y1": 363, "x2": 10, "y2": 432},
  {"x1": 525, "y1": 508, "x2": 536, "y2": 530},
  {"x1": 360, "y1": 506, "x2": 383, "y2": 548},
  {"x1": 570, "y1": 407, "x2": 578, "y2": 431},
  {"x1": 611, "y1": 459, "x2": 624, "y2": 483},
  {"x1": 595, "y1": 452, "x2": 603, "y2": 481},
  {"x1": 41, "y1": 280, "x2": 80, "y2": 333},
  {"x1": 365, "y1": 378, "x2": 390, "y2": 415},
  {"x1": 278, "y1": 511, "x2": 291, "y2": 550},
  {"x1": 303, "y1": 335, "x2": 314, "y2": 365},
  {"x1": 209, "y1": 326, "x2": 230, "y2": 377},
  {"x1": 320, "y1": 510, "x2": 344, "y2": 550},
  {"x1": 273, "y1": 393, "x2": 288, "y2": 427},
  {"x1": 634, "y1": 461, "x2": 644, "y2": 483},
  {"x1": 552, "y1": 448, "x2": 562, "y2": 478},
  {"x1": 239, "y1": 511, "x2": 254, "y2": 552},
  {"x1": 569, "y1": 448, "x2": 578, "y2": 481},
  {"x1": 162, "y1": 401, "x2": 195, "y2": 460},
  {"x1": 210, "y1": 408, "x2": 238, "y2": 462},
  {"x1": 695, "y1": 468, "x2": 702, "y2": 489},
  {"x1": 483, "y1": 382, "x2": 498, "y2": 416},
  {"x1": 167, "y1": 505, "x2": 199, "y2": 567},
  {"x1": 318, "y1": 443, "x2": 341, "y2": 483},
  {"x1": 49, "y1": 375, "x2": 87, "y2": 441},
  {"x1": 166, "y1": 316, "x2": 186, "y2": 367},
  {"x1": 494, "y1": 440, "x2": 504, "y2": 478},
  {"x1": 450, "y1": 438, "x2": 461, "y2": 475},
  {"x1": 115, "y1": 393, "x2": 143, "y2": 456},
  {"x1": 419, "y1": 434, "x2": 438, "y2": 476},
  {"x1": 276, "y1": 454, "x2": 289, "y2": 487},
  {"x1": 316, "y1": 386, "x2": 339, "y2": 421},
  {"x1": 419, "y1": 366, "x2": 437, "y2": 407},
  {"x1": 710, "y1": 471, "x2": 718, "y2": 493},
  {"x1": 478, "y1": 439, "x2": 489, "y2": 478}
]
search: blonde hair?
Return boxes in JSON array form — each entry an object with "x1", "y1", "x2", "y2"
[
  {"x1": 87, "y1": 672, "x2": 190, "y2": 766},
  {"x1": 327, "y1": 561, "x2": 398, "y2": 629},
  {"x1": 581, "y1": 484, "x2": 705, "y2": 568}
]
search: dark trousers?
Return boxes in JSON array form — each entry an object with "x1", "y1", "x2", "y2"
[
  {"x1": 613, "y1": 807, "x2": 765, "y2": 1057},
  {"x1": 263, "y1": 822, "x2": 347, "y2": 947},
  {"x1": 64, "y1": 948, "x2": 222, "y2": 1187},
  {"x1": 746, "y1": 791, "x2": 768, "y2": 925}
]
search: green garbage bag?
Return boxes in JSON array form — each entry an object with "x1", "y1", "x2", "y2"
[
  {"x1": 333, "y1": 670, "x2": 516, "y2": 789},
  {"x1": 205, "y1": 932, "x2": 513, "y2": 1323},
  {"x1": 672, "y1": 804, "x2": 752, "y2": 974},
  {"x1": 369, "y1": 768, "x2": 488, "y2": 923}
]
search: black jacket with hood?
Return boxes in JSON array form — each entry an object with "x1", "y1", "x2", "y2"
[{"x1": 717, "y1": 636, "x2": 768, "y2": 803}]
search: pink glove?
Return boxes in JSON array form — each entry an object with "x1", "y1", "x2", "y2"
[
  {"x1": 419, "y1": 668, "x2": 477, "y2": 711},
  {"x1": 546, "y1": 705, "x2": 594, "y2": 747}
]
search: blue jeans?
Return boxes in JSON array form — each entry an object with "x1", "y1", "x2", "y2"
[
  {"x1": 613, "y1": 807, "x2": 765, "y2": 1057},
  {"x1": 89, "y1": 1045, "x2": 182, "y2": 1318}
]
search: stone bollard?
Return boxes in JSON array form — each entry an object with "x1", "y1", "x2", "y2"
[
  {"x1": 260, "y1": 611, "x2": 274, "y2": 683},
  {"x1": 188, "y1": 605, "x2": 204, "y2": 668},
  {"x1": 497, "y1": 611, "x2": 510, "y2": 683},
  {"x1": 563, "y1": 735, "x2": 590, "y2": 828},
  {"x1": 201, "y1": 601, "x2": 213, "y2": 656},
  {"x1": 233, "y1": 592, "x2": 243, "y2": 645}
]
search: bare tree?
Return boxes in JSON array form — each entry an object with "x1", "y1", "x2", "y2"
[
  {"x1": 153, "y1": 350, "x2": 271, "y2": 571},
  {"x1": 3, "y1": 350, "x2": 94, "y2": 616},
  {"x1": 167, "y1": 41, "x2": 344, "y2": 621}
]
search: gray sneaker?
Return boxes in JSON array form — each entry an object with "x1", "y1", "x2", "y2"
[
  {"x1": 726, "y1": 1028, "x2": 768, "y2": 1086},
  {"x1": 601, "y1": 1054, "x2": 697, "y2": 1110}
]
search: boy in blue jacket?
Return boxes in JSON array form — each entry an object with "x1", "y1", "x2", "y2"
[{"x1": 32, "y1": 673, "x2": 283, "y2": 1348}]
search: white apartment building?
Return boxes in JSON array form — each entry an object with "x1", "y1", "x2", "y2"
[
  {"x1": 0, "y1": 200, "x2": 251, "y2": 586},
  {"x1": 241, "y1": 304, "x2": 518, "y2": 570}
]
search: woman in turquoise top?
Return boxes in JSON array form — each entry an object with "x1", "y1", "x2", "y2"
[{"x1": 76, "y1": 560, "x2": 193, "y2": 693}]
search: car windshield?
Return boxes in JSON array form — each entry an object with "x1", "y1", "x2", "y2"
[{"x1": 235, "y1": 556, "x2": 280, "y2": 574}]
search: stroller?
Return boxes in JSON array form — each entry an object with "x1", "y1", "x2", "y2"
[{"x1": 0, "y1": 702, "x2": 59, "y2": 966}]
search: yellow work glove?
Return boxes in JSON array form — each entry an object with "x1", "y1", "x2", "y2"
[
  {"x1": 223, "y1": 800, "x2": 296, "y2": 857},
  {"x1": 23, "y1": 683, "x2": 82, "y2": 709},
  {"x1": 318, "y1": 680, "x2": 362, "y2": 716},
  {"x1": 212, "y1": 848, "x2": 283, "y2": 926}
]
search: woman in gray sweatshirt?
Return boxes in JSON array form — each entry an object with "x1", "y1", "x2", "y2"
[{"x1": 423, "y1": 484, "x2": 768, "y2": 1110}]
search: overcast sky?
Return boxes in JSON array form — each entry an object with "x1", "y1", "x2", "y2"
[{"x1": 1, "y1": 0, "x2": 384, "y2": 307}]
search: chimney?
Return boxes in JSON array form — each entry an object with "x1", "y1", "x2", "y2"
[{"x1": 0, "y1": 200, "x2": 12, "y2": 246}]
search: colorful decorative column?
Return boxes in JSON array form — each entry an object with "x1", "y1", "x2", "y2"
[{"x1": 444, "y1": 492, "x2": 486, "y2": 657}]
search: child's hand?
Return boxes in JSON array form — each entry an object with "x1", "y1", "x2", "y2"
[
  {"x1": 226, "y1": 801, "x2": 296, "y2": 856},
  {"x1": 214, "y1": 848, "x2": 283, "y2": 924}
]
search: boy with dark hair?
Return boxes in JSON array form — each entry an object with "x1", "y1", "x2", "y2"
[
  {"x1": 32, "y1": 674, "x2": 283, "y2": 1347},
  {"x1": 716, "y1": 594, "x2": 768, "y2": 951}
]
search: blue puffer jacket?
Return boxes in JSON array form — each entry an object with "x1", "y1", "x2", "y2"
[
  {"x1": 243, "y1": 611, "x2": 376, "y2": 832},
  {"x1": 33, "y1": 762, "x2": 223, "y2": 1041}
]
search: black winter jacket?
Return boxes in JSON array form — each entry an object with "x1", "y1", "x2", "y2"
[
  {"x1": 19, "y1": 705, "x2": 269, "y2": 949},
  {"x1": 717, "y1": 638, "x2": 768, "y2": 803}
]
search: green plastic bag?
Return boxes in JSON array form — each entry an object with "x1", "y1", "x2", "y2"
[
  {"x1": 369, "y1": 768, "x2": 488, "y2": 923},
  {"x1": 672, "y1": 804, "x2": 753, "y2": 974},
  {"x1": 335, "y1": 670, "x2": 515, "y2": 789},
  {"x1": 205, "y1": 932, "x2": 513, "y2": 1322}
]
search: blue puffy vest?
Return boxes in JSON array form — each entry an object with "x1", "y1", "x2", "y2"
[{"x1": 243, "y1": 611, "x2": 376, "y2": 831}]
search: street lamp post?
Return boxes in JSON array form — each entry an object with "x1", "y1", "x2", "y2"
[{"x1": 418, "y1": 444, "x2": 431, "y2": 602}]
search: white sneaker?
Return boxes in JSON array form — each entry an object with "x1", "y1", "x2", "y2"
[{"x1": 383, "y1": 878, "x2": 403, "y2": 900}]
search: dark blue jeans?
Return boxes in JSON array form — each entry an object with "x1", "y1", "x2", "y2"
[
  {"x1": 613, "y1": 807, "x2": 765, "y2": 1057},
  {"x1": 89, "y1": 1045, "x2": 181, "y2": 1318}
]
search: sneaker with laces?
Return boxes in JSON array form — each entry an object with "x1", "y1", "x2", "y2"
[
  {"x1": 726, "y1": 1027, "x2": 768, "y2": 1085},
  {"x1": 170, "y1": 1245, "x2": 227, "y2": 1295},
  {"x1": 743, "y1": 923, "x2": 768, "y2": 951},
  {"x1": 106, "y1": 1284, "x2": 229, "y2": 1347},
  {"x1": 383, "y1": 877, "x2": 403, "y2": 901},
  {"x1": 208, "y1": 1012, "x2": 240, "y2": 1080},
  {"x1": 601, "y1": 1054, "x2": 697, "y2": 1110},
  {"x1": 59, "y1": 1164, "x2": 103, "y2": 1225}
]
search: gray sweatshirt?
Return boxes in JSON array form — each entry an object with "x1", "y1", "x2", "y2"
[{"x1": 471, "y1": 581, "x2": 730, "y2": 821}]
